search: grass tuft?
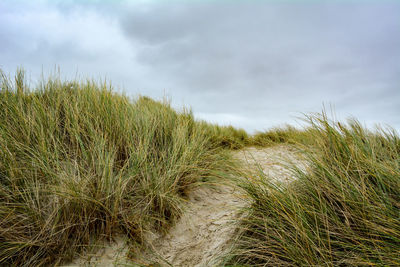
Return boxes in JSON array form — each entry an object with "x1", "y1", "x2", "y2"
[
  {"x1": 0, "y1": 70, "x2": 234, "y2": 266},
  {"x1": 199, "y1": 123, "x2": 250, "y2": 150},
  {"x1": 251, "y1": 125, "x2": 315, "y2": 147},
  {"x1": 229, "y1": 112, "x2": 400, "y2": 266},
  {"x1": 3, "y1": 69, "x2": 399, "y2": 266}
]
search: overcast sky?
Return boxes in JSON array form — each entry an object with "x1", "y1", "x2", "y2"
[{"x1": 1, "y1": 0, "x2": 399, "y2": 132}]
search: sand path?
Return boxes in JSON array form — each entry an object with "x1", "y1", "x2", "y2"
[
  {"x1": 132, "y1": 145, "x2": 306, "y2": 266},
  {"x1": 135, "y1": 184, "x2": 246, "y2": 266},
  {"x1": 63, "y1": 145, "x2": 306, "y2": 266}
]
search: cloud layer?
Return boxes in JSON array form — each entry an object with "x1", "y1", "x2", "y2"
[{"x1": 1, "y1": 0, "x2": 399, "y2": 132}]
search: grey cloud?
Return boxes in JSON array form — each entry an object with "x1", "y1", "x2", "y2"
[
  {"x1": 119, "y1": 2, "x2": 400, "y2": 101},
  {"x1": 0, "y1": 0, "x2": 399, "y2": 132}
]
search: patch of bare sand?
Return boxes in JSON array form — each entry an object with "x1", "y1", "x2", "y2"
[
  {"x1": 63, "y1": 145, "x2": 306, "y2": 266},
  {"x1": 61, "y1": 236, "x2": 129, "y2": 267},
  {"x1": 134, "y1": 184, "x2": 247, "y2": 267},
  {"x1": 234, "y1": 145, "x2": 308, "y2": 183},
  {"x1": 132, "y1": 145, "x2": 307, "y2": 266}
]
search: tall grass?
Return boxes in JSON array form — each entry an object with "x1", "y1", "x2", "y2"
[
  {"x1": 195, "y1": 123, "x2": 313, "y2": 149},
  {"x1": 251, "y1": 125, "x2": 315, "y2": 147},
  {"x1": 199, "y1": 122, "x2": 250, "y2": 150},
  {"x1": 230, "y1": 113, "x2": 400, "y2": 266},
  {"x1": 0, "y1": 70, "x2": 234, "y2": 266}
]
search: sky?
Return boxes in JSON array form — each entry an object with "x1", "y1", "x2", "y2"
[{"x1": 1, "y1": 0, "x2": 399, "y2": 133}]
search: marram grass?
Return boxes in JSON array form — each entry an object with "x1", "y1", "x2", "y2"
[
  {"x1": 251, "y1": 124, "x2": 316, "y2": 147},
  {"x1": 2, "y1": 70, "x2": 399, "y2": 266},
  {"x1": 0, "y1": 70, "x2": 235, "y2": 266},
  {"x1": 228, "y1": 113, "x2": 400, "y2": 266}
]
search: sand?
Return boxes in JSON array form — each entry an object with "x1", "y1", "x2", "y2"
[
  {"x1": 234, "y1": 145, "x2": 308, "y2": 183},
  {"x1": 63, "y1": 145, "x2": 307, "y2": 266}
]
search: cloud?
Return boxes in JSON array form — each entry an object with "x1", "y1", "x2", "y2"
[
  {"x1": 1, "y1": 0, "x2": 399, "y2": 132},
  {"x1": 118, "y1": 1, "x2": 400, "y2": 131}
]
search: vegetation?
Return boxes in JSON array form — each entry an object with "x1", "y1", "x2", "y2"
[
  {"x1": 1, "y1": 70, "x2": 399, "y2": 266},
  {"x1": 251, "y1": 124, "x2": 315, "y2": 147},
  {"x1": 229, "y1": 113, "x2": 400, "y2": 266},
  {"x1": 199, "y1": 122, "x2": 250, "y2": 150},
  {"x1": 195, "y1": 123, "x2": 315, "y2": 149},
  {"x1": 0, "y1": 70, "x2": 235, "y2": 266},
  {"x1": 195, "y1": 123, "x2": 314, "y2": 149}
]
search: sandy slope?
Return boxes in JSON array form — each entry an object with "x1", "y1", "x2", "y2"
[
  {"x1": 134, "y1": 184, "x2": 247, "y2": 266},
  {"x1": 61, "y1": 236, "x2": 129, "y2": 267},
  {"x1": 132, "y1": 145, "x2": 307, "y2": 266},
  {"x1": 63, "y1": 145, "x2": 306, "y2": 266},
  {"x1": 234, "y1": 145, "x2": 308, "y2": 183}
]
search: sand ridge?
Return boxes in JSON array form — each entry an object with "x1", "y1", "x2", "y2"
[
  {"x1": 132, "y1": 145, "x2": 307, "y2": 266},
  {"x1": 136, "y1": 184, "x2": 246, "y2": 266},
  {"x1": 234, "y1": 145, "x2": 308, "y2": 184},
  {"x1": 63, "y1": 145, "x2": 306, "y2": 266}
]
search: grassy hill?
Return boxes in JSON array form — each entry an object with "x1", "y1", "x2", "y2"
[
  {"x1": 1, "y1": 70, "x2": 399, "y2": 266},
  {"x1": 229, "y1": 115, "x2": 400, "y2": 266},
  {"x1": 0, "y1": 70, "x2": 236, "y2": 265}
]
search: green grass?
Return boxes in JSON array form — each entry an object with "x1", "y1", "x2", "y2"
[
  {"x1": 228, "y1": 113, "x2": 400, "y2": 266},
  {"x1": 0, "y1": 70, "x2": 235, "y2": 266},
  {"x1": 2, "y1": 69, "x2": 399, "y2": 266},
  {"x1": 196, "y1": 123, "x2": 313, "y2": 150},
  {"x1": 199, "y1": 122, "x2": 250, "y2": 150},
  {"x1": 251, "y1": 125, "x2": 316, "y2": 147}
]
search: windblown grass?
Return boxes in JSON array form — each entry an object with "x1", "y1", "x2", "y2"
[
  {"x1": 196, "y1": 123, "x2": 313, "y2": 150},
  {"x1": 251, "y1": 125, "x2": 315, "y2": 147},
  {"x1": 230, "y1": 113, "x2": 400, "y2": 266},
  {"x1": 0, "y1": 70, "x2": 234, "y2": 266},
  {"x1": 3, "y1": 69, "x2": 397, "y2": 266},
  {"x1": 199, "y1": 122, "x2": 250, "y2": 150}
]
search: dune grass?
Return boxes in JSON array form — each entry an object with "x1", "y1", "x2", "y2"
[
  {"x1": 229, "y1": 113, "x2": 400, "y2": 266},
  {"x1": 196, "y1": 123, "x2": 313, "y2": 150},
  {"x1": 2, "y1": 69, "x2": 399, "y2": 266},
  {"x1": 251, "y1": 125, "x2": 315, "y2": 147},
  {"x1": 199, "y1": 122, "x2": 250, "y2": 150},
  {"x1": 0, "y1": 70, "x2": 236, "y2": 266}
]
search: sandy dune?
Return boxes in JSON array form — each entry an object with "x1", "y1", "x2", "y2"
[{"x1": 64, "y1": 145, "x2": 306, "y2": 266}]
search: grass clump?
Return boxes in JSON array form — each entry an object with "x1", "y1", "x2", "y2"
[
  {"x1": 251, "y1": 125, "x2": 315, "y2": 147},
  {"x1": 197, "y1": 123, "x2": 313, "y2": 150},
  {"x1": 199, "y1": 122, "x2": 250, "y2": 150},
  {"x1": 0, "y1": 70, "x2": 234, "y2": 266},
  {"x1": 230, "y1": 113, "x2": 400, "y2": 266}
]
